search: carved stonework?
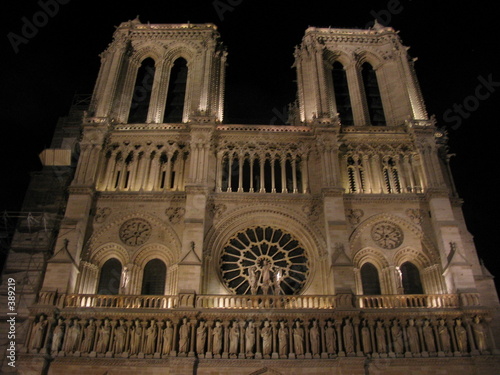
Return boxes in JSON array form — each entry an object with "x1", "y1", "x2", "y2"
[
  {"x1": 208, "y1": 203, "x2": 227, "y2": 220},
  {"x1": 371, "y1": 221, "x2": 404, "y2": 249},
  {"x1": 406, "y1": 208, "x2": 425, "y2": 225},
  {"x1": 345, "y1": 209, "x2": 364, "y2": 226},
  {"x1": 302, "y1": 201, "x2": 322, "y2": 221},
  {"x1": 165, "y1": 207, "x2": 186, "y2": 224},
  {"x1": 94, "y1": 207, "x2": 111, "y2": 223},
  {"x1": 119, "y1": 218, "x2": 152, "y2": 246}
]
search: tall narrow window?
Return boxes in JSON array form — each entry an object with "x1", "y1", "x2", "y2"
[
  {"x1": 400, "y1": 262, "x2": 423, "y2": 294},
  {"x1": 141, "y1": 259, "x2": 166, "y2": 295},
  {"x1": 361, "y1": 63, "x2": 386, "y2": 126},
  {"x1": 128, "y1": 58, "x2": 155, "y2": 124},
  {"x1": 332, "y1": 62, "x2": 354, "y2": 125},
  {"x1": 164, "y1": 58, "x2": 188, "y2": 123},
  {"x1": 97, "y1": 258, "x2": 122, "y2": 295},
  {"x1": 360, "y1": 263, "x2": 381, "y2": 295}
]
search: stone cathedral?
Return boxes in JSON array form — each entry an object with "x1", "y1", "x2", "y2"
[{"x1": 2, "y1": 18, "x2": 500, "y2": 374}]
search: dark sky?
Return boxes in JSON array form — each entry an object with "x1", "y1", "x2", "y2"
[{"x1": 2, "y1": 1, "x2": 499, "y2": 286}]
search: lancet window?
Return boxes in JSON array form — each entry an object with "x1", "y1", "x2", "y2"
[
  {"x1": 361, "y1": 62, "x2": 386, "y2": 126},
  {"x1": 400, "y1": 261, "x2": 424, "y2": 294},
  {"x1": 141, "y1": 259, "x2": 167, "y2": 295},
  {"x1": 164, "y1": 58, "x2": 188, "y2": 123},
  {"x1": 97, "y1": 258, "x2": 122, "y2": 295},
  {"x1": 97, "y1": 142, "x2": 187, "y2": 192},
  {"x1": 331, "y1": 61, "x2": 354, "y2": 125},
  {"x1": 128, "y1": 58, "x2": 156, "y2": 124},
  {"x1": 344, "y1": 149, "x2": 424, "y2": 194},
  {"x1": 217, "y1": 147, "x2": 307, "y2": 194},
  {"x1": 360, "y1": 263, "x2": 382, "y2": 295}
]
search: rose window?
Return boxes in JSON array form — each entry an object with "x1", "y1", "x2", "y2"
[
  {"x1": 371, "y1": 221, "x2": 403, "y2": 249},
  {"x1": 220, "y1": 226, "x2": 310, "y2": 295}
]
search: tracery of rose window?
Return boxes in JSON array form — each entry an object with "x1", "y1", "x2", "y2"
[{"x1": 220, "y1": 226, "x2": 309, "y2": 295}]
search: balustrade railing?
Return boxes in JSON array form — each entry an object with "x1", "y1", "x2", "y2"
[
  {"x1": 357, "y1": 293, "x2": 480, "y2": 309},
  {"x1": 37, "y1": 292, "x2": 480, "y2": 310}
]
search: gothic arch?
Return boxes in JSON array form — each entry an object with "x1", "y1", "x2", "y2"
[
  {"x1": 354, "y1": 50, "x2": 383, "y2": 70},
  {"x1": 393, "y1": 247, "x2": 432, "y2": 270},
  {"x1": 90, "y1": 243, "x2": 129, "y2": 267},
  {"x1": 129, "y1": 42, "x2": 164, "y2": 66},
  {"x1": 323, "y1": 49, "x2": 353, "y2": 68},
  {"x1": 131, "y1": 243, "x2": 177, "y2": 295},
  {"x1": 349, "y1": 213, "x2": 440, "y2": 264},
  {"x1": 353, "y1": 247, "x2": 390, "y2": 270},
  {"x1": 83, "y1": 211, "x2": 181, "y2": 262},
  {"x1": 132, "y1": 243, "x2": 178, "y2": 267}
]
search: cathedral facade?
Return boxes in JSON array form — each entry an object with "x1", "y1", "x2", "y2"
[{"x1": 2, "y1": 19, "x2": 500, "y2": 374}]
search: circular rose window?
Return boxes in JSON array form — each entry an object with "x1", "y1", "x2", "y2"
[
  {"x1": 119, "y1": 218, "x2": 152, "y2": 246},
  {"x1": 220, "y1": 226, "x2": 309, "y2": 295},
  {"x1": 371, "y1": 221, "x2": 404, "y2": 249}
]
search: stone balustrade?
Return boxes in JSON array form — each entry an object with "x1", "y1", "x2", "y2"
[
  {"x1": 357, "y1": 293, "x2": 480, "y2": 309},
  {"x1": 39, "y1": 292, "x2": 480, "y2": 311}
]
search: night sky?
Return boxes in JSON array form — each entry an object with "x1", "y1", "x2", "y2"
[{"x1": 2, "y1": 1, "x2": 499, "y2": 289}]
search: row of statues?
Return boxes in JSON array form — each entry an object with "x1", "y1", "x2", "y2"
[{"x1": 27, "y1": 315, "x2": 489, "y2": 358}]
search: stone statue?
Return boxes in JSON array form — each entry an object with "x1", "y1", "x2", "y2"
[
  {"x1": 361, "y1": 320, "x2": 371, "y2": 354},
  {"x1": 261, "y1": 321, "x2": 272, "y2": 356},
  {"x1": 96, "y1": 319, "x2": 111, "y2": 354},
  {"x1": 472, "y1": 316, "x2": 487, "y2": 351},
  {"x1": 114, "y1": 320, "x2": 126, "y2": 354},
  {"x1": 273, "y1": 268, "x2": 283, "y2": 295},
  {"x1": 248, "y1": 266, "x2": 258, "y2": 295},
  {"x1": 30, "y1": 315, "x2": 48, "y2": 350},
  {"x1": 162, "y1": 321, "x2": 174, "y2": 355},
  {"x1": 343, "y1": 319, "x2": 354, "y2": 354},
  {"x1": 178, "y1": 318, "x2": 189, "y2": 354},
  {"x1": 130, "y1": 319, "x2": 143, "y2": 355},
  {"x1": 80, "y1": 319, "x2": 96, "y2": 353},
  {"x1": 422, "y1": 320, "x2": 436, "y2": 352},
  {"x1": 51, "y1": 319, "x2": 65, "y2": 353},
  {"x1": 391, "y1": 321, "x2": 404, "y2": 354},
  {"x1": 293, "y1": 321, "x2": 304, "y2": 355},
  {"x1": 196, "y1": 321, "x2": 207, "y2": 355},
  {"x1": 278, "y1": 321, "x2": 288, "y2": 356},
  {"x1": 212, "y1": 321, "x2": 223, "y2": 355},
  {"x1": 121, "y1": 266, "x2": 130, "y2": 293},
  {"x1": 407, "y1": 319, "x2": 420, "y2": 354},
  {"x1": 65, "y1": 318, "x2": 81, "y2": 353},
  {"x1": 144, "y1": 319, "x2": 157, "y2": 354},
  {"x1": 309, "y1": 320, "x2": 320, "y2": 355},
  {"x1": 229, "y1": 321, "x2": 239, "y2": 355},
  {"x1": 438, "y1": 319, "x2": 451, "y2": 353},
  {"x1": 454, "y1": 319, "x2": 467, "y2": 353},
  {"x1": 325, "y1": 321, "x2": 336, "y2": 354},
  {"x1": 245, "y1": 321, "x2": 255, "y2": 356},
  {"x1": 261, "y1": 260, "x2": 273, "y2": 295},
  {"x1": 376, "y1": 321, "x2": 386, "y2": 353}
]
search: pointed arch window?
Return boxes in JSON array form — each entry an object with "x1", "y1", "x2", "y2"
[
  {"x1": 332, "y1": 62, "x2": 354, "y2": 125},
  {"x1": 400, "y1": 262, "x2": 423, "y2": 294},
  {"x1": 360, "y1": 263, "x2": 382, "y2": 295},
  {"x1": 128, "y1": 58, "x2": 156, "y2": 124},
  {"x1": 361, "y1": 62, "x2": 386, "y2": 126},
  {"x1": 141, "y1": 259, "x2": 167, "y2": 295},
  {"x1": 97, "y1": 258, "x2": 122, "y2": 295},
  {"x1": 164, "y1": 58, "x2": 188, "y2": 123}
]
